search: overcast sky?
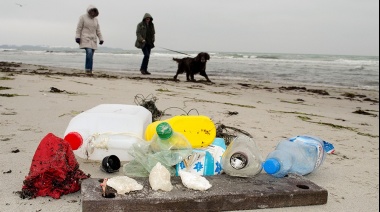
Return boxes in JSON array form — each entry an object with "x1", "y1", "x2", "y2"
[{"x1": 0, "y1": 0, "x2": 379, "y2": 56}]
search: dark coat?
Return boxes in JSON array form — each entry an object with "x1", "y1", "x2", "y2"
[{"x1": 135, "y1": 13, "x2": 155, "y2": 49}]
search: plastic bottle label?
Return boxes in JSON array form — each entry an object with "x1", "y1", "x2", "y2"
[
  {"x1": 296, "y1": 136, "x2": 324, "y2": 169},
  {"x1": 230, "y1": 152, "x2": 248, "y2": 170},
  {"x1": 176, "y1": 150, "x2": 215, "y2": 176}
]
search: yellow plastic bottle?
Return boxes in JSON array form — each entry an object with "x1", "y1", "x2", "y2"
[{"x1": 145, "y1": 115, "x2": 216, "y2": 148}]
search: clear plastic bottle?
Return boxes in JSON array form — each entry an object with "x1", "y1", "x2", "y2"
[
  {"x1": 221, "y1": 135, "x2": 263, "y2": 177},
  {"x1": 263, "y1": 135, "x2": 327, "y2": 178},
  {"x1": 150, "y1": 122, "x2": 192, "y2": 152},
  {"x1": 124, "y1": 122, "x2": 192, "y2": 177}
]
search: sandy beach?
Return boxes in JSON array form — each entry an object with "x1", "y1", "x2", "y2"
[{"x1": 0, "y1": 62, "x2": 379, "y2": 212}]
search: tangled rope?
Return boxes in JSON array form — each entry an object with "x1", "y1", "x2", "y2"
[
  {"x1": 216, "y1": 124, "x2": 253, "y2": 146},
  {"x1": 134, "y1": 94, "x2": 200, "y2": 121}
]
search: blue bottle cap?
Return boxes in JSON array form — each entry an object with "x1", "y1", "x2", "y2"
[
  {"x1": 263, "y1": 158, "x2": 281, "y2": 174},
  {"x1": 212, "y1": 138, "x2": 226, "y2": 149}
]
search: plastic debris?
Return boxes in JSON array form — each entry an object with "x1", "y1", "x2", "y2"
[
  {"x1": 149, "y1": 162, "x2": 173, "y2": 192},
  {"x1": 106, "y1": 176, "x2": 143, "y2": 195},
  {"x1": 263, "y1": 135, "x2": 328, "y2": 178},
  {"x1": 222, "y1": 135, "x2": 263, "y2": 177},
  {"x1": 19, "y1": 133, "x2": 89, "y2": 199},
  {"x1": 123, "y1": 122, "x2": 192, "y2": 177},
  {"x1": 179, "y1": 170, "x2": 212, "y2": 191},
  {"x1": 323, "y1": 140, "x2": 335, "y2": 154}
]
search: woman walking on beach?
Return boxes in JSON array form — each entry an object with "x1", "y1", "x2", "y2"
[
  {"x1": 135, "y1": 13, "x2": 155, "y2": 75},
  {"x1": 75, "y1": 5, "x2": 104, "y2": 75}
]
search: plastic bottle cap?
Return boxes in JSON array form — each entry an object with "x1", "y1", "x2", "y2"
[
  {"x1": 64, "y1": 132, "x2": 83, "y2": 150},
  {"x1": 156, "y1": 122, "x2": 173, "y2": 140},
  {"x1": 263, "y1": 158, "x2": 281, "y2": 174},
  {"x1": 212, "y1": 138, "x2": 227, "y2": 149},
  {"x1": 101, "y1": 155, "x2": 121, "y2": 173}
]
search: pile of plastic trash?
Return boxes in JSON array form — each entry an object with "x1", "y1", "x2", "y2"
[{"x1": 20, "y1": 103, "x2": 335, "y2": 199}]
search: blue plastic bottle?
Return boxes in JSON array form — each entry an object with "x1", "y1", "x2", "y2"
[{"x1": 263, "y1": 135, "x2": 328, "y2": 178}]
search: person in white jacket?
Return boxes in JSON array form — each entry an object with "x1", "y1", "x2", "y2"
[{"x1": 75, "y1": 5, "x2": 104, "y2": 75}]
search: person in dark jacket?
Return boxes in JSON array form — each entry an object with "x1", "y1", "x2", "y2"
[{"x1": 135, "y1": 13, "x2": 155, "y2": 75}]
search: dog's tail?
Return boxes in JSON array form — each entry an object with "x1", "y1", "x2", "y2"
[{"x1": 172, "y1": 58, "x2": 182, "y2": 63}]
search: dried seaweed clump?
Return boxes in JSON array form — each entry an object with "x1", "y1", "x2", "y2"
[{"x1": 135, "y1": 94, "x2": 163, "y2": 122}]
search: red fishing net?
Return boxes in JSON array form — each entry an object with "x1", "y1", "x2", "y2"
[{"x1": 20, "y1": 133, "x2": 90, "y2": 199}]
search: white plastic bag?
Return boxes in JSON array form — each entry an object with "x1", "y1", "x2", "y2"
[
  {"x1": 106, "y1": 176, "x2": 143, "y2": 195},
  {"x1": 179, "y1": 170, "x2": 212, "y2": 191},
  {"x1": 149, "y1": 162, "x2": 173, "y2": 192}
]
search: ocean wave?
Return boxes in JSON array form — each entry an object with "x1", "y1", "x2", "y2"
[
  {"x1": 0, "y1": 48, "x2": 17, "y2": 52},
  {"x1": 334, "y1": 59, "x2": 379, "y2": 66},
  {"x1": 256, "y1": 55, "x2": 280, "y2": 59}
]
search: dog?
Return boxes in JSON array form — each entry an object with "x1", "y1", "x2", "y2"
[{"x1": 173, "y1": 52, "x2": 211, "y2": 82}]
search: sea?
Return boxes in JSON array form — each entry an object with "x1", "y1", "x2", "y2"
[{"x1": 0, "y1": 45, "x2": 378, "y2": 91}]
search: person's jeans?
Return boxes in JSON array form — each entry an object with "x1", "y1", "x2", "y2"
[
  {"x1": 140, "y1": 44, "x2": 151, "y2": 71},
  {"x1": 85, "y1": 48, "x2": 95, "y2": 71}
]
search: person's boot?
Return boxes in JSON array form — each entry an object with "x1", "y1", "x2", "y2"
[
  {"x1": 145, "y1": 70, "x2": 151, "y2": 75},
  {"x1": 85, "y1": 69, "x2": 93, "y2": 76},
  {"x1": 140, "y1": 69, "x2": 147, "y2": 75}
]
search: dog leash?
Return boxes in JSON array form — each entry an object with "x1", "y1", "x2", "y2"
[{"x1": 157, "y1": 46, "x2": 192, "y2": 57}]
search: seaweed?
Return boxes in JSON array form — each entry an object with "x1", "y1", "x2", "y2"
[
  {"x1": 134, "y1": 94, "x2": 163, "y2": 122},
  {"x1": 225, "y1": 111, "x2": 239, "y2": 117},
  {"x1": 156, "y1": 88, "x2": 171, "y2": 92},
  {"x1": 279, "y1": 86, "x2": 329, "y2": 95},
  {"x1": 0, "y1": 94, "x2": 23, "y2": 97},
  {"x1": 280, "y1": 100, "x2": 307, "y2": 105},
  {"x1": 223, "y1": 102, "x2": 255, "y2": 108},
  {"x1": 212, "y1": 91, "x2": 238, "y2": 96},
  {"x1": 307, "y1": 89, "x2": 330, "y2": 96},
  {"x1": 0, "y1": 86, "x2": 11, "y2": 90},
  {"x1": 49, "y1": 87, "x2": 77, "y2": 95},
  {"x1": 216, "y1": 124, "x2": 253, "y2": 146},
  {"x1": 297, "y1": 116, "x2": 312, "y2": 121},
  {"x1": 0, "y1": 77, "x2": 14, "y2": 80},
  {"x1": 342, "y1": 92, "x2": 367, "y2": 99},
  {"x1": 353, "y1": 109, "x2": 378, "y2": 117},
  {"x1": 0, "y1": 62, "x2": 21, "y2": 67},
  {"x1": 269, "y1": 110, "x2": 323, "y2": 117}
]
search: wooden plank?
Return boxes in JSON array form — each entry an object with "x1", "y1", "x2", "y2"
[{"x1": 82, "y1": 174, "x2": 327, "y2": 211}]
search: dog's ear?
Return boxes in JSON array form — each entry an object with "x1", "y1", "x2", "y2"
[
  {"x1": 205, "y1": 53, "x2": 210, "y2": 60},
  {"x1": 195, "y1": 54, "x2": 201, "y2": 61}
]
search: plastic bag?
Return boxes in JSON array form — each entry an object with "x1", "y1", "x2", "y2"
[
  {"x1": 179, "y1": 170, "x2": 212, "y2": 191},
  {"x1": 106, "y1": 176, "x2": 143, "y2": 195},
  {"x1": 149, "y1": 162, "x2": 173, "y2": 192},
  {"x1": 123, "y1": 139, "x2": 192, "y2": 177}
]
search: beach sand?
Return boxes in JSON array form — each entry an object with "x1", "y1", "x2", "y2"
[{"x1": 0, "y1": 62, "x2": 379, "y2": 212}]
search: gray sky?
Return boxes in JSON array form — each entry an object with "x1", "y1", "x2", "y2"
[{"x1": 0, "y1": 0, "x2": 379, "y2": 56}]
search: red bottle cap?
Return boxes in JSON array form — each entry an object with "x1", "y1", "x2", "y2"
[{"x1": 64, "y1": 132, "x2": 83, "y2": 150}]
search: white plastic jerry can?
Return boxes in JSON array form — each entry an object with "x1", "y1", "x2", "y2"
[{"x1": 63, "y1": 104, "x2": 152, "y2": 161}]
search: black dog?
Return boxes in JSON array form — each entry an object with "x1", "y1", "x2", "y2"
[{"x1": 173, "y1": 52, "x2": 211, "y2": 82}]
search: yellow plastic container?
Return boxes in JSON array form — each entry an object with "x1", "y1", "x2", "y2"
[{"x1": 145, "y1": 116, "x2": 216, "y2": 148}]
